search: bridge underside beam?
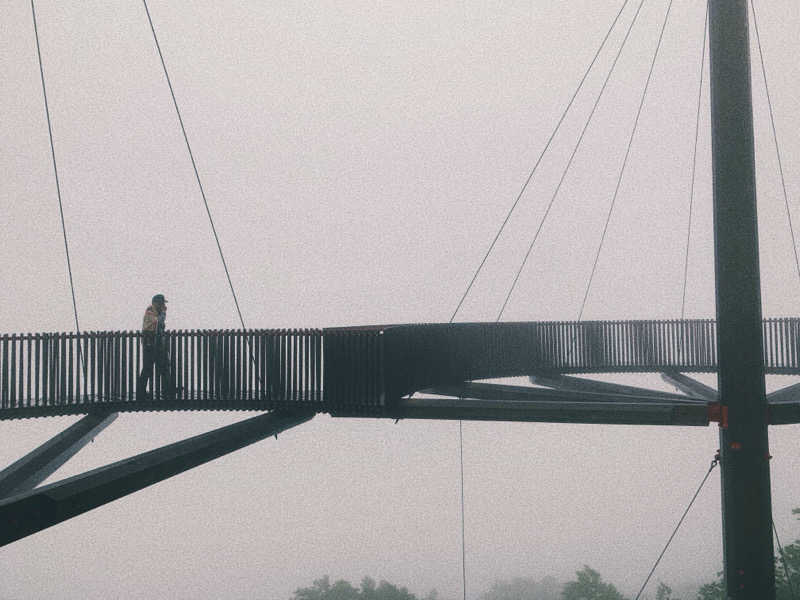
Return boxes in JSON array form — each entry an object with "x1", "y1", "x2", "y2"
[
  {"x1": 0, "y1": 410, "x2": 313, "y2": 547},
  {"x1": 389, "y1": 382, "x2": 710, "y2": 426},
  {"x1": 0, "y1": 412, "x2": 117, "y2": 499},
  {"x1": 529, "y1": 373, "x2": 703, "y2": 401},
  {"x1": 392, "y1": 397, "x2": 708, "y2": 426},
  {"x1": 767, "y1": 402, "x2": 800, "y2": 425}
]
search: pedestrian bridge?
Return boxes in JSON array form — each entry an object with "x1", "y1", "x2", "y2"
[{"x1": 3, "y1": 318, "x2": 800, "y2": 424}]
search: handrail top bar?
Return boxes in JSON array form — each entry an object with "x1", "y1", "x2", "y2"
[
  {"x1": 0, "y1": 328, "x2": 327, "y2": 338},
  {"x1": 322, "y1": 317, "x2": 794, "y2": 334},
  {"x1": 3, "y1": 316, "x2": 800, "y2": 337}
]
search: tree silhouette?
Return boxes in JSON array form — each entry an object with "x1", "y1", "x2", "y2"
[{"x1": 561, "y1": 566, "x2": 626, "y2": 600}]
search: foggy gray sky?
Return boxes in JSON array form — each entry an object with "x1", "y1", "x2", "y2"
[{"x1": 2, "y1": 1, "x2": 800, "y2": 598}]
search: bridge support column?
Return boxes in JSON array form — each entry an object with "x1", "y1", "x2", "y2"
[{"x1": 708, "y1": 1, "x2": 775, "y2": 598}]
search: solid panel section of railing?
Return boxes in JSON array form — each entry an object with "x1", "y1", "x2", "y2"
[
  {"x1": 322, "y1": 326, "x2": 385, "y2": 413},
  {"x1": 375, "y1": 319, "x2": 793, "y2": 406}
]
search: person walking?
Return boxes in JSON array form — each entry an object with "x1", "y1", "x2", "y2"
[{"x1": 136, "y1": 293, "x2": 176, "y2": 401}]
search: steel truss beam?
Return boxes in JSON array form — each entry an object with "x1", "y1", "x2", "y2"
[
  {"x1": 530, "y1": 373, "x2": 703, "y2": 401},
  {"x1": 0, "y1": 410, "x2": 313, "y2": 547},
  {"x1": 661, "y1": 371, "x2": 719, "y2": 401},
  {"x1": 394, "y1": 382, "x2": 710, "y2": 426},
  {"x1": 767, "y1": 382, "x2": 800, "y2": 425},
  {"x1": 767, "y1": 381, "x2": 800, "y2": 404},
  {"x1": 422, "y1": 382, "x2": 705, "y2": 405},
  {"x1": 0, "y1": 412, "x2": 117, "y2": 499}
]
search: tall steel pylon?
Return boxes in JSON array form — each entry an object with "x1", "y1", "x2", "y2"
[{"x1": 709, "y1": 1, "x2": 775, "y2": 597}]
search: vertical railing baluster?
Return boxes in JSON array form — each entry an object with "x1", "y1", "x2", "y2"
[
  {"x1": 100, "y1": 332, "x2": 107, "y2": 402},
  {"x1": 215, "y1": 331, "x2": 221, "y2": 402},
  {"x1": 305, "y1": 330, "x2": 311, "y2": 404},
  {"x1": 230, "y1": 330, "x2": 235, "y2": 403},
  {"x1": 181, "y1": 330, "x2": 187, "y2": 402},
  {"x1": 696, "y1": 320, "x2": 703, "y2": 368},
  {"x1": 47, "y1": 334, "x2": 54, "y2": 405},
  {"x1": 765, "y1": 319, "x2": 771, "y2": 369},
  {"x1": 654, "y1": 320, "x2": 661, "y2": 368},
  {"x1": 222, "y1": 330, "x2": 228, "y2": 402},
  {"x1": 16, "y1": 336, "x2": 25, "y2": 407},
  {"x1": 222, "y1": 330, "x2": 228, "y2": 403},
  {"x1": 257, "y1": 331, "x2": 264, "y2": 402},
  {"x1": 89, "y1": 332, "x2": 95, "y2": 402},
  {"x1": 275, "y1": 331, "x2": 281, "y2": 402},
  {"x1": 134, "y1": 331, "x2": 141, "y2": 403},
  {"x1": 269, "y1": 330, "x2": 275, "y2": 403},
  {"x1": 239, "y1": 330, "x2": 245, "y2": 402},
  {"x1": 781, "y1": 318, "x2": 788, "y2": 369},
  {"x1": 78, "y1": 332, "x2": 86, "y2": 405},
  {"x1": 775, "y1": 318, "x2": 780, "y2": 369},
  {"x1": 119, "y1": 331, "x2": 126, "y2": 401},
  {"x1": 53, "y1": 333, "x2": 66, "y2": 406},
  {"x1": 249, "y1": 331, "x2": 256, "y2": 402},
  {"x1": 242, "y1": 330, "x2": 247, "y2": 402},
  {"x1": 299, "y1": 330, "x2": 305, "y2": 403},
  {"x1": 708, "y1": 319, "x2": 714, "y2": 367},
  {"x1": 175, "y1": 330, "x2": 182, "y2": 401},
  {"x1": 283, "y1": 329, "x2": 289, "y2": 401},
  {"x1": 95, "y1": 332, "x2": 101, "y2": 403},
  {"x1": 42, "y1": 334, "x2": 50, "y2": 407},
  {"x1": 2, "y1": 335, "x2": 9, "y2": 409},
  {"x1": 205, "y1": 329, "x2": 210, "y2": 403},
  {"x1": 67, "y1": 333, "x2": 74, "y2": 405},
  {"x1": 34, "y1": 334, "x2": 41, "y2": 407},
  {"x1": 129, "y1": 330, "x2": 136, "y2": 401},
  {"x1": 108, "y1": 332, "x2": 115, "y2": 401},
  {"x1": 10, "y1": 335, "x2": 17, "y2": 408},
  {"x1": 289, "y1": 330, "x2": 295, "y2": 402},
  {"x1": 236, "y1": 330, "x2": 242, "y2": 402},
  {"x1": 297, "y1": 330, "x2": 302, "y2": 403},
  {"x1": 772, "y1": 319, "x2": 778, "y2": 370},
  {"x1": 25, "y1": 334, "x2": 32, "y2": 408},
  {"x1": 190, "y1": 330, "x2": 196, "y2": 401},
  {"x1": 201, "y1": 329, "x2": 207, "y2": 403},
  {"x1": 315, "y1": 331, "x2": 322, "y2": 404},
  {"x1": 222, "y1": 329, "x2": 228, "y2": 402}
]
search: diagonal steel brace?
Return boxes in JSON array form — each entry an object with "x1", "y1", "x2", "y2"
[
  {"x1": 0, "y1": 410, "x2": 313, "y2": 547},
  {"x1": 0, "y1": 412, "x2": 117, "y2": 499}
]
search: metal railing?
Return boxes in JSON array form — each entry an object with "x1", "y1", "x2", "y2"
[
  {"x1": 373, "y1": 318, "x2": 800, "y2": 402},
  {"x1": 2, "y1": 318, "x2": 800, "y2": 418},
  {"x1": 0, "y1": 329, "x2": 323, "y2": 415}
]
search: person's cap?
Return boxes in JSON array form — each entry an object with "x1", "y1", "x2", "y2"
[{"x1": 152, "y1": 294, "x2": 168, "y2": 304}]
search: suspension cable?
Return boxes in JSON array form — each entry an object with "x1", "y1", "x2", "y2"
[
  {"x1": 680, "y1": 3, "x2": 709, "y2": 321},
  {"x1": 458, "y1": 419, "x2": 467, "y2": 600},
  {"x1": 496, "y1": 0, "x2": 650, "y2": 320},
  {"x1": 449, "y1": 0, "x2": 633, "y2": 322},
  {"x1": 633, "y1": 452, "x2": 719, "y2": 600},
  {"x1": 773, "y1": 519, "x2": 798, "y2": 600},
  {"x1": 142, "y1": 0, "x2": 248, "y2": 330},
  {"x1": 749, "y1": 0, "x2": 800, "y2": 291},
  {"x1": 448, "y1": 1, "x2": 630, "y2": 578},
  {"x1": 577, "y1": 0, "x2": 674, "y2": 322},
  {"x1": 452, "y1": 6, "x2": 642, "y2": 594},
  {"x1": 31, "y1": 0, "x2": 86, "y2": 373}
]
